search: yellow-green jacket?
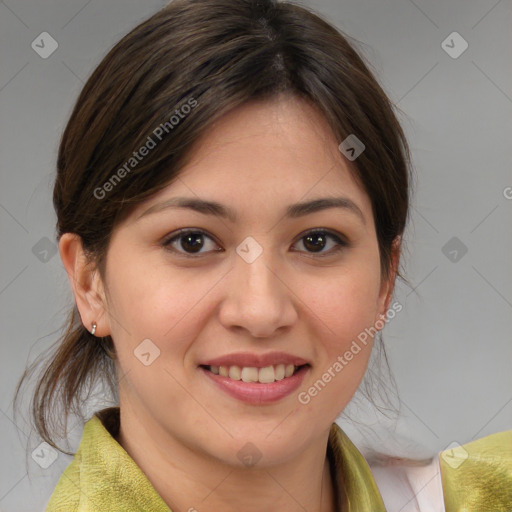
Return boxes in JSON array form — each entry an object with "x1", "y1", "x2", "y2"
[{"x1": 46, "y1": 407, "x2": 512, "y2": 511}]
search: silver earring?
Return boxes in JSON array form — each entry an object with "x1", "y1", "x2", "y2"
[{"x1": 91, "y1": 322, "x2": 97, "y2": 336}]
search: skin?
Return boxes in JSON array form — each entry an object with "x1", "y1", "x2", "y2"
[{"x1": 60, "y1": 94, "x2": 400, "y2": 512}]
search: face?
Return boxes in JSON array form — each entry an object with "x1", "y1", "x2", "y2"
[{"x1": 96, "y1": 95, "x2": 395, "y2": 466}]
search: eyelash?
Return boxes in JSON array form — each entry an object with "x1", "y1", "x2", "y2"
[{"x1": 161, "y1": 228, "x2": 349, "y2": 259}]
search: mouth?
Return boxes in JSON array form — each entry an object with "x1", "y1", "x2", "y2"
[
  {"x1": 199, "y1": 363, "x2": 310, "y2": 384},
  {"x1": 199, "y1": 363, "x2": 310, "y2": 404}
]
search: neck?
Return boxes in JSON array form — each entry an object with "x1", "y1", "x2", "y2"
[{"x1": 116, "y1": 402, "x2": 336, "y2": 512}]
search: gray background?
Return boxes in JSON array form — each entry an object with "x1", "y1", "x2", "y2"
[{"x1": 1, "y1": 0, "x2": 511, "y2": 510}]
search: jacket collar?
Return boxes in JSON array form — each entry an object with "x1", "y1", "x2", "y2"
[
  {"x1": 85, "y1": 407, "x2": 387, "y2": 511},
  {"x1": 327, "y1": 420, "x2": 387, "y2": 511}
]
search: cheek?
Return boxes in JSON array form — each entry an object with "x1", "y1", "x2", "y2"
[
  {"x1": 302, "y1": 264, "x2": 382, "y2": 350},
  {"x1": 296, "y1": 269, "x2": 380, "y2": 417},
  {"x1": 104, "y1": 259, "x2": 214, "y2": 405},
  {"x1": 104, "y1": 249, "x2": 218, "y2": 355}
]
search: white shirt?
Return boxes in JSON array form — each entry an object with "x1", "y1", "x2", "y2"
[{"x1": 369, "y1": 454, "x2": 446, "y2": 512}]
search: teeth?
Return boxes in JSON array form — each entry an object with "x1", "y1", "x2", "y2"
[
  {"x1": 258, "y1": 365, "x2": 275, "y2": 384},
  {"x1": 228, "y1": 365, "x2": 241, "y2": 380},
  {"x1": 209, "y1": 363, "x2": 301, "y2": 383},
  {"x1": 241, "y1": 366, "x2": 259, "y2": 382},
  {"x1": 275, "y1": 364, "x2": 285, "y2": 380}
]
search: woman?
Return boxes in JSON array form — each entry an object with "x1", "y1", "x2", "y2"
[{"x1": 16, "y1": 0, "x2": 511, "y2": 510}]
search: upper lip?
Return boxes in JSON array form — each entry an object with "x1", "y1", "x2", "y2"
[{"x1": 200, "y1": 352, "x2": 310, "y2": 368}]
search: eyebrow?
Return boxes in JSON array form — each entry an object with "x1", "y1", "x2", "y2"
[{"x1": 136, "y1": 196, "x2": 365, "y2": 224}]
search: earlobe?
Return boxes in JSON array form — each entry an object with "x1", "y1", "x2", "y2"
[{"x1": 58, "y1": 233, "x2": 110, "y2": 337}]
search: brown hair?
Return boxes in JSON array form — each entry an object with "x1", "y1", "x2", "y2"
[{"x1": 15, "y1": 0, "x2": 413, "y2": 454}]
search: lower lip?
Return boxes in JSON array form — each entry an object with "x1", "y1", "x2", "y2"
[{"x1": 200, "y1": 365, "x2": 309, "y2": 404}]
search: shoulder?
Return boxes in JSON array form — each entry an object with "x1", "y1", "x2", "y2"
[
  {"x1": 45, "y1": 451, "x2": 82, "y2": 511},
  {"x1": 369, "y1": 429, "x2": 512, "y2": 512},
  {"x1": 45, "y1": 408, "x2": 171, "y2": 512},
  {"x1": 44, "y1": 415, "x2": 103, "y2": 512},
  {"x1": 439, "y1": 429, "x2": 512, "y2": 511}
]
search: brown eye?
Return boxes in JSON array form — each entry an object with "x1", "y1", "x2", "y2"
[
  {"x1": 293, "y1": 230, "x2": 348, "y2": 256},
  {"x1": 162, "y1": 228, "x2": 348, "y2": 259},
  {"x1": 163, "y1": 229, "x2": 221, "y2": 257}
]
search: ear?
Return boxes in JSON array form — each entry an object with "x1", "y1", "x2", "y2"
[
  {"x1": 375, "y1": 235, "x2": 401, "y2": 327},
  {"x1": 59, "y1": 233, "x2": 110, "y2": 337}
]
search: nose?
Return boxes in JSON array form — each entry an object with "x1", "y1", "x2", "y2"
[{"x1": 218, "y1": 247, "x2": 298, "y2": 338}]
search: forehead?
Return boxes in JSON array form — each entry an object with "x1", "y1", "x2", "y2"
[
  {"x1": 186, "y1": 95, "x2": 347, "y2": 178},
  {"x1": 130, "y1": 95, "x2": 373, "y2": 225}
]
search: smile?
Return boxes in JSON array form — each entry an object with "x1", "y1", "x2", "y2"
[
  {"x1": 199, "y1": 364, "x2": 310, "y2": 404},
  {"x1": 202, "y1": 364, "x2": 307, "y2": 384}
]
